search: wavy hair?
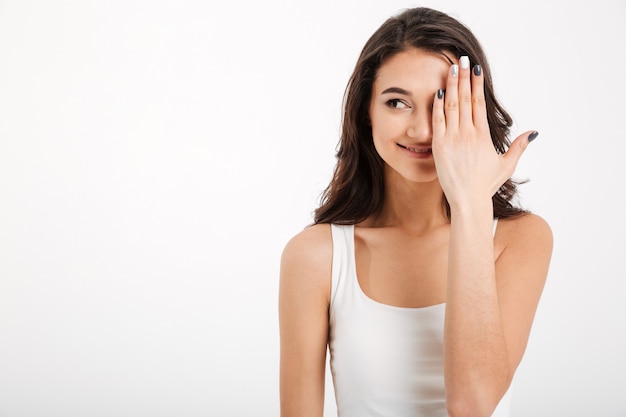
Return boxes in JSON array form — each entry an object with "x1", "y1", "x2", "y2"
[{"x1": 314, "y1": 7, "x2": 526, "y2": 225}]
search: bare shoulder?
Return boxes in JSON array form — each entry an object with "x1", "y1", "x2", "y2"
[
  {"x1": 494, "y1": 212, "x2": 553, "y2": 275},
  {"x1": 492, "y1": 213, "x2": 553, "y2": 372},
  {"x1": 279, "y1": 224, "x2": 333, "y2": 413},
  {"x1": 280, "y1": 223, "x2": 333, "y2": 302},
  {"x1": 496, "y1": 213, "x2": 553, "y2": 250},
  {"x1": 281, "y1": 223, "x2": 333, "y2": 270}
]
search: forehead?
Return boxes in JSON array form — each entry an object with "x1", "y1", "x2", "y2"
[{"x1": 373, "y1": 48, "x2": 453, "y2": 91}]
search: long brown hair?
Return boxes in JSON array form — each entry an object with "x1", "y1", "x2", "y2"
[{"x1": 314, "y1": 7, "x2": 526, "y2": 225}]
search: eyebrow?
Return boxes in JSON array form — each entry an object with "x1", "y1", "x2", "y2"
[
  {"x1": 440, "y1": 52, "x2": 454, "y2": 65},
  {"x1": 381, "y1": 87, "x2": 412, "y2": 96}
]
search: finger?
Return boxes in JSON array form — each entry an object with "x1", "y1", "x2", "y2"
[
  {"x1": 503, "y1": 130, "x2": 538, "y2": 173},
  {"x1": 432, "y1": 88, "x2": 446, "y2": 140},
  {"x1": 458, "y1": 56, "x2": 473, "y2": 129},
  {"x1": 471, "y1": 64, "x2": 488, "y2": 131},
  {"x1": 443, "y1": 63, "x2": 459, "y2": 131}
]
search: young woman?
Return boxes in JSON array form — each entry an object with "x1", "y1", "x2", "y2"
[{"x1": 279, "y1": 7, "x2": 553, "y2": 417}]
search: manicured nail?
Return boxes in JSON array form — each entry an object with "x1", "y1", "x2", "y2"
[
  {"x1": 437, "y1": 89, "x2": 444, "y2": 99},
  {"x1": 473, "y1": 64, "x2": 482, "y2": 76},
  {"x1": 460, "y1": 56, "x2": 470, "y2": 69},
  {"x1": 451, "y1": 64, "x2": 458, "y2": 77},
  {"x1": 528, "y1": 131, "x2": 539, "y2": 142}
]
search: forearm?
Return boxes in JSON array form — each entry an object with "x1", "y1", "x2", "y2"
[{"x1": 444, "y1": 199, "x2": 511, "y2": 415}]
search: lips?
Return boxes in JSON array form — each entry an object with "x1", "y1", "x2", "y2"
[{"x1": 398, "y1": 143, "x2": 432, "y2": 154}]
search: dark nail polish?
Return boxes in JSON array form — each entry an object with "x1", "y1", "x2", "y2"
[
  {"x1": 473, "y1": 65, "x2": 482, "y2": 76},
  {"x1": 528, "y1": 131, "x2": 539, "y2": 142},
  {"x1": 437, "y1": 89, "x2": 444, "y2": 99}
]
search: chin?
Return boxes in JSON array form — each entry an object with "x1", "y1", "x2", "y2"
[
  {"x1": 391, "y1": 169, "x2": 439, "y2": 184},
  {"x1": 382, "y1": 160, "x2": 439, "y2": 184}
]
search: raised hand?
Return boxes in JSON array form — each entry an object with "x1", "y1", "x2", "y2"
[{"x1": 431, "y1": 55, "x2": 537, "y2": 209}]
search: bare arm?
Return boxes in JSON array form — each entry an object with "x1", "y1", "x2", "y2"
[
  {"x1": 445, "y1": 207, "x2": 552, "y2": 416},
  {"x1": 432, "y1": 57, "x2": 553, "y2": 416},
  {"x1": 445, "y1": 200, "x2": 508, "y2": 414},
  {"x1": 279, "y1": 224, "x2": 332, "y2": 417}
]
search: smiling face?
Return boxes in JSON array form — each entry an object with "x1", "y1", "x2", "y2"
[{"x1": 369, "y1": 48, "x2": 453, "y2": 184}]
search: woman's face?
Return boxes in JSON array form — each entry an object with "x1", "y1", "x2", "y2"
[{"x1": 369, "y1": 47, "x2": 453, "y2": 183}]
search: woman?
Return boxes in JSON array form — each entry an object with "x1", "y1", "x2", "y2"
[{"x1": 279, "y1": 7, "x2": 553, "y2": 417}]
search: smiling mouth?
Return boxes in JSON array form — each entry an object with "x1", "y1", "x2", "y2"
[{"x1": 398, "y1": 144, "x2": 432, "y2": 153}]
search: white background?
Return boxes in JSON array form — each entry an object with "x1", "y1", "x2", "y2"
[{"x1": 1, "y1": 0, "x2": 625, "y2": 416}]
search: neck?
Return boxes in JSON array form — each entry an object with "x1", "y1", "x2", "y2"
[{"x1": 365, "y1": 169, "x2": 448, "y2": 232}]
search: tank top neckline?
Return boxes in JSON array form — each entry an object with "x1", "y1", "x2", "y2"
[
  {"x1": 340, "y1": 224, "x2": 446, "y2": 312},
  {"x1": 337, "y1": 218, "x2": 498, "y2": 312}
]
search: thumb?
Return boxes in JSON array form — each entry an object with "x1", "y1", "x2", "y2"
[{"x1": 503, "y1": 130, "x2": 538, "y2": 168}]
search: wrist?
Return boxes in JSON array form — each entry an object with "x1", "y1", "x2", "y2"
[{"x1": 447, "y1": 196, "x2": 494, "y2": 220}]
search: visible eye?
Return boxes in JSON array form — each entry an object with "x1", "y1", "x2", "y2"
[{"x1": 386, "y1": 99, "x2": 409, "y2": 109}]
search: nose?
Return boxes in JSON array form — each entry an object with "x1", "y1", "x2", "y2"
[{"x1": 406, "y1": 108, "x2": 432, "y2": 142}]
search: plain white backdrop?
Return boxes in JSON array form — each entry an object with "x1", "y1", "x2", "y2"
[{"x1": 1, "y1": 0, "x2": 625, "y2": 416}]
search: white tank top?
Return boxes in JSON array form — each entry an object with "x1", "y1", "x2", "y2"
[{"x1": 328, "y1": 222, "x2": 512, "y2": 417}]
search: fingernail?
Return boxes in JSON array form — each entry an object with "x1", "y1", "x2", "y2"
[
  {"x1": 473, "y1": 64, "x2": 482, "y2": 76},
  {"x1": 460, "y1": 56, "x2": 470, "y2": 69},
  {"x1": 451, "y1": 64, "x2": 458, "y2": 77},
  {"x1": 437, "y1": 89, "x2": 444, "y2": 99},
  {"x1": 528, "y1": 131, "x2": 539, "y2": 142}
]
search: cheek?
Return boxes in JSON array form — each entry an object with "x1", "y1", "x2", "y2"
[
  {"x1": 371, "y1": 112, "x2": 402, "y2": 145},
  {"x1": 370, "y1": 119, "x2": 398, "y2": 160}
]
